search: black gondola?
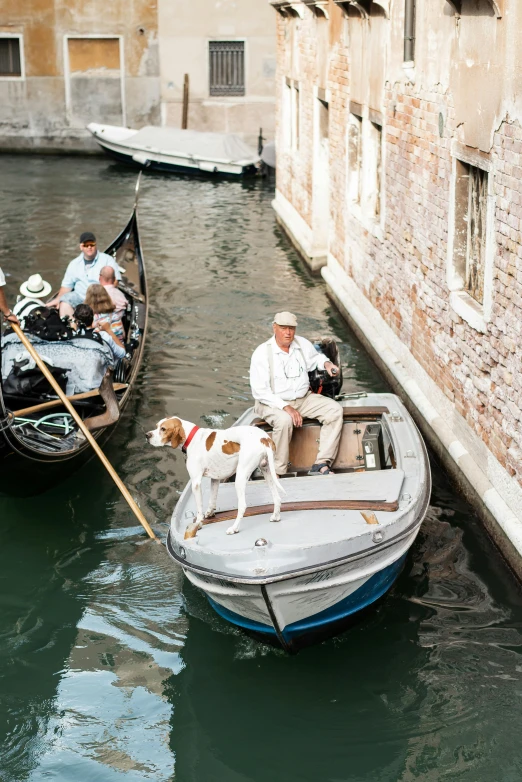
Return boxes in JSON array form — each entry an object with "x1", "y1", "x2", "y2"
[{"x1": 0, "y1": 176, "x2": 148, "y2": 496}]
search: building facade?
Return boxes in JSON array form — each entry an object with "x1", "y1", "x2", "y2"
[
  {"x1": 158, "y1": 0, "x2": 276, "y2": 147},
  {"x1": 0, "y1": 0, "x2": 161, "y2": 152},
  {"x1": 0, "y1": 1, "x2": 276, "y2": 152},
  {"x1": 270, "y1": 0, "x2": 522, "y2": 573}
]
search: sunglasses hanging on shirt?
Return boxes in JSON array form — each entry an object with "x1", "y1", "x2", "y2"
[{"x1": 282, "y1": 354, "x2": 304, "y2": 379}]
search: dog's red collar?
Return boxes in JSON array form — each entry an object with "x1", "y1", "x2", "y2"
[{"x1": 182, "y1": 425, "x2": 200, "y2": 454}]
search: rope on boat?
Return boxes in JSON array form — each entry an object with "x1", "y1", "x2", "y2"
[{"x1": 13, "y1": 412, "x2": 75, "y2": 435}]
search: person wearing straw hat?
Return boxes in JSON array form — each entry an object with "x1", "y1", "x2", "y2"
[
  {"x1": 13, "y1": 274, "x2": 53, "y2": 324},
  {"x1": 0, "y1": 266, "x2": 19, "y2": 325},
  {"x1": 250, "y1": 312, "x2": 343, "y2": 476}
]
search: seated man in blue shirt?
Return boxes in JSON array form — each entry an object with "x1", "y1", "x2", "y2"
[{"x1": 48, "y1": 232, "x2": 121, "y2": 318}]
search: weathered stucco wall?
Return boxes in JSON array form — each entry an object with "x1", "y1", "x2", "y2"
[
  {"x1": 272, "y1": 0, "x2": 522, "y2": 574},
  {"x1": 158, "y1": 0, "x2": 276, "y2": 146},
  {"x1": 0, "y1": 0, "x2": 160, "y2": 152}
]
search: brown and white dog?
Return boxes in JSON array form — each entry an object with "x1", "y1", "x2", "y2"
[{"x1": 146, "y1": 417, "x2": 285, "y2": 537}]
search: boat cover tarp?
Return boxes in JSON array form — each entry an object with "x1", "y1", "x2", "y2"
[
  {"x1": 1, "y1": 333, "x2": 114, "y2": 395},
  {"x1": 261, "y1": 141, "x2": 276, "y2": 168},
  {"x1": 128, "y1": 126, "x2": 259, "y2": 164}
]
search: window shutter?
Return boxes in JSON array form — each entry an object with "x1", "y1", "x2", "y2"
[{"x1": 209, "y1": 41, "x2": 245, "y2": 97}]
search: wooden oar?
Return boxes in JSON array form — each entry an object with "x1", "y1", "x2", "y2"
[{"x1": 10, "y1": 323, "x2": 160, "y2": 544}]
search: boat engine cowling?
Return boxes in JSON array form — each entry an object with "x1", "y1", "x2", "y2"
[{"x1": 309, "y1": 337, "x2": 343, "y2": 399}]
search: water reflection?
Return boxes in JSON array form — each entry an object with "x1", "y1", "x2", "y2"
[
  {"x1": 1, "y1": 156, "x2": 521, "y2": 782},
  {"x1": 30, "y1": 541, "x2": 184, "y2": 781}
]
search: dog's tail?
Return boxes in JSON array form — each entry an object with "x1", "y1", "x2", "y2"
[{"x1": 265, "y1": 443, "x2": 286, "y2": 495}]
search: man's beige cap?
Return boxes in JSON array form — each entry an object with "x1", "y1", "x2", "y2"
[{"x1": 273, "y1": 311, "x2": 298, "y2": 327}]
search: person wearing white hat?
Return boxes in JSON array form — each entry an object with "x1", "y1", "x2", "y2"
[
  {"x1": 0, "y1": 266, "x2": 19, "y2": 325},
  {"x1": 13, "y1": 274, "x2": 53, "y2": 324},
  {"x1": 250, "y1": 311, "x2": 343, "y2": 476}
]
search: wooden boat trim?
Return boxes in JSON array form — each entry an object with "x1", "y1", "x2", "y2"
[
  {"x1": 83, "y1": 372, "x2": 120, "y2": 432},
  {"x1": 254, "y1": 407, "x2": 390, "y2": 428},
  {"x1": 342, "y1": 406, "x2": 389, "y2": 417},
  {"x1": 202, "y1": 498, "x2": 399, "y2": 525},
  {"x1": 12, "y1": 383, "x2": 128, "y2": 417}
]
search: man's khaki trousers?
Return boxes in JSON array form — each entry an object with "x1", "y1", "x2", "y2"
[{"x1": 254, "y1": 392, "x2": 344, "y2": 474}]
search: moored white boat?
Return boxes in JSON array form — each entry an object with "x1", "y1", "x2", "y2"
[
  {"x1": 166, "y1": 392, "x2": 431, "y2": 652},
  {"x1": 87, "y1": 123, "x2": 260, "y2": 177}
]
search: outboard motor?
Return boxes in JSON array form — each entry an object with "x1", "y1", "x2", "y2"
[{"x1": 309, "y1": 337, "x2": 343, "y2": 399}]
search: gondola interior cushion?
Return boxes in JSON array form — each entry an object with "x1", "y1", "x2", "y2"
[{"x1": 1, "y1": 333, "x2": 115, "y2": 395}]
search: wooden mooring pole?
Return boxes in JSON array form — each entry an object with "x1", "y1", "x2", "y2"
[{"x1": 182, "y1": 74, "x2": 190, "y2": 130}]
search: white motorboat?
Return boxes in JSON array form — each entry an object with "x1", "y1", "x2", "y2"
[
  {"x1": 166, "y1": 392, "x2": 431, "y2": 652},
  {"x1": 87, "y1": 123, "x2": 260, "y2": 178}
]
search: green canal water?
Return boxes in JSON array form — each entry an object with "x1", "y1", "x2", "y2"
[{"x1": 0, "y1": 156, "x2": 521, "y2": 782}]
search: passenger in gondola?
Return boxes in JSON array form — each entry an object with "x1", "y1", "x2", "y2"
[
  {"x1": 0, "y1": 266, "x2": 19, "y2": 325},
  {"x1": 99, "y1": 265, "x2": 127, "y2": 318},
  {"x1": 250, "y1": 312, "x2": 343, "y2": 477},
  {"x1": 85, "y1": 284, "x2": 125, "y2": 340},
  {"x1": 47, "y1": 232, "x2": 121, "y2": 318},
  {"x1": 12, "y1": 274, "x2": 53, "y2": 324},
  {"x1": 72, "y1": 303, "x2": 126, "y2": 361}
]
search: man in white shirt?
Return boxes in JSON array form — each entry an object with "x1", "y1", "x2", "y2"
[
  {"x1": 99, "y1": 265, "x2": 127, "y2": 318},
  {"x1": 250, "y1": 312, "x2": 343, "y2": 476},
  {"x1": 0, "y1": 266, "x2": 19, "y2": 325},
  {"x1": 48, "y1": 232, "x2": 121, "y2": 318}
]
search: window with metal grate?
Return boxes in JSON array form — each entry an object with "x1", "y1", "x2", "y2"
[
  {"x1": 0, "y1": 37, "x2": 21, "y2": 77},
  {"x1": 209, "y1": 41, "x2": 245, "y2": 97}
]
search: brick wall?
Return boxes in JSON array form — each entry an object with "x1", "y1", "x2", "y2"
[
  {"x1": 272, "y1": 0, "x2": 522, "y2": 506},
  {"x1": 274, "y1": 12, "x2": 315, "y2": 230}
]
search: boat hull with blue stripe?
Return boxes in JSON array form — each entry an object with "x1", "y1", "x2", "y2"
[{"x1": 166, "y1": 393, "x2": 431, "y2": 652}]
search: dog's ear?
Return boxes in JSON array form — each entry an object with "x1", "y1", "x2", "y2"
[{"x1": 166, "y1": 417, "x2": 186, "y2": 449}]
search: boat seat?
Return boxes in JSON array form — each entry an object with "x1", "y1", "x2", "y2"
[
  {"x1": 249, "y1": 470, "x2": 405, "y2": 508},
  {"x1": 253, "y1": 416, "x2": 393, "y2": 473}
]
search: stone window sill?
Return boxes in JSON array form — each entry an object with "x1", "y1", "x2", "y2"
[
  {"x1": 349, "y1": 202, "x2": 384, "y2": 242},
  {"x1": 449, "y1": 290, "x2": 487, "y2": 333},
  {"x1": 402, "y1": 62, "x2": 415, "y2": 83}
]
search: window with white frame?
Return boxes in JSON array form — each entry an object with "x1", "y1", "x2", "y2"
[
  {"x1": 366, "y1": 122, "x2": 382, "y2": 219},
  {"x1": 284, "y1": 78, "x2": 292, "y2": 148},
  {"x1": 209, "y1": 41, "x2": 245, "y2": 97},
  {"x1": 447, "y1": 150, "x2": 495, "y2": 332},
  {"x1": 293, "y1": 83, "x2": 300, "y2": 150},
  {"x1": 347, "y1": 112, "x2": 363, "y2": 204},
  {"x1": 0, "y1": 36, "x2": 22, "y2": 78},
  {"x1": 347, "y1": 109, "x2": 383, "y2": 225},
  {"x1": 284, "y1": 78, "x2": 301, "y2": 150},
  {"x1": 318, "y1": 97, "x2": 329, "y2": 142},
  {"x1": 453, "y1": 160, "x2": 488, "y2": 305}
]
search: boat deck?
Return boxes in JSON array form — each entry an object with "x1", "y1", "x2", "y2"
[
  {"x1": 170, "y1": 394, "x2": 430, "y2": 577},
  {"x1": 178, "y1": 470, "x2": 405, "y2": 553}
]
